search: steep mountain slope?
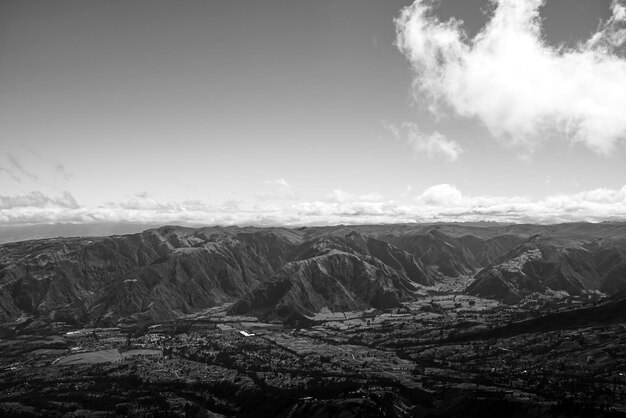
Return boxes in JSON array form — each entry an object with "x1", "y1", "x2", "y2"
[
  {"x1": 348, "y1": 224, "x2": 529, "y2": 277},
  {"x1": 1, "y1": 222, "x2": 626, "y2": 325},
  {"x1": 230, "y1": 231, "x2": 436, "y2": 319},
  {"x1": 291, "y1": 229, "x2": 435, "y2": 285},
  {"x1": 0, "y1": 226, "x2": 300, "y2": 325},
  {"x1": 467, "y1": 234, "x2": 626, "y2": 304},
  {"x1": 0, "y1": 226, "x2": 439, "y2": 325}
]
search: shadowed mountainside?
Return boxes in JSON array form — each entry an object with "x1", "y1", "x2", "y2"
[
  {"x1": 0, "y1": 222, "x2": 160, "y2": 244},
  {"x1": 467, "y1": 227, "x2": 626, "y2": 304},
  {"x1": 229, "y1": 230, "x2": 436, "y2": 320},
  {"x1": 1, "y1": 222, "x2": 626, "y2": 325},
  {"x1": 0, "y1": 226, "x2": 300, "y2": 325},
  {"x1": 0, "y1": 226, "x2": 437, "y2": 325}
]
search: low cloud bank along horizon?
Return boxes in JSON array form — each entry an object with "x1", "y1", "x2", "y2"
[
  {"x1": 1, "y1": 184, "x2": 626, "y2": 227},
  {"x1": 395, "y1": 0, "x2": 626, "y2": 154}
]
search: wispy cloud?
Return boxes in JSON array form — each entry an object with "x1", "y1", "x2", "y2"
[
  {"x1": 326, "y1": 189, "x2": 383, "y2": 203},
  {"x1": 256, "y1": 178, "x2": 299, "y2": 201},
  {"x1": 1, "y1": 151, "x2": 74, "y2": 185},
  {"x1": 53, "y1": 163, "x2": 73, "y2": 181},
  {"x1": 6, "y1": 153, "x2": 38, "y2": 181},
  {"x1": 406, "y1": 124, "x2": 463, "y2": 161},
  {"x1": 0, "y1": 167, "x2": 21, "y2": 183},
  {"x1": 385, "y1": 122, "x2": 463, "y2": 161},
  {"x1": 395, "y1": 0, "x2": 626, "y2": 154},
  {"x1": 0, "y1": 191, "x2": 79, "y2": 210}
]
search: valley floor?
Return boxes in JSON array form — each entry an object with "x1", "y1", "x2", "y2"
[{"x1": 1, "y1": 293, "x2": 626, "y2": 417}]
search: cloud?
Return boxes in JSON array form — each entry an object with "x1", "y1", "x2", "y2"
[
  {"x1": 0, "y1": 149, "x2": 73, "y2": 185},
  {"x1": 588, "y1": 1, "x2": 626, "y2": 53},
  {"x1": 0, "y1": 191, "x2": 78, "y2": 210},
  {"x1": 1, "y1": 186, "x2": 626, "y2": 226},
  {"x1": 405, "y1": 124, "x2": 463, "y2": 161},
  {"x1": 395, "y1": 0, "x2": 626, "y2": 154},
  {"x1": 386, "y1": 122, "x2": 463, "y2": 161},
  {"x1": 265, "y1": 178, "x2": 290, "y2": 189},
  {"x1": 6, "y1": 153, "x2": 38, "y2": 181},
  {"x1": 326, "y1": 189, "x2": 384, "y2": 203},
  {"x1": 418, "y1": 183, "x2": 463, "y2": 205},
  {"x1": 256, "y1": 178, "x2": 299, "y2": 201},
  {"x1": 112, "y1": 192, "x2": 180, "y2": 211},
  {"x1": 53, "y1": 163, "x2": 73, "y2": 181},
  {"x1": 286, "y1": 185, "x2": 626, "y2": 224},
  {"x1": 0, "y1": 167, "x2": 21, "y2": 183},
  {"x1": 410, "y1": 184, "x2": 626, "y2": 223}
]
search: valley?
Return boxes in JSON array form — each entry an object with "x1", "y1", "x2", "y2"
[{"x1": 1, "y1": 223, "x2": 626, "y2": 416}]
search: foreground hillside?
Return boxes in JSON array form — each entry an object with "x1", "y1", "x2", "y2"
[
  {"x1": 2, "y1": 290, "x2": 626, "y2": 416},
  {"x1": 1, "y1": 222, "x2": 626, "y2": 327}
]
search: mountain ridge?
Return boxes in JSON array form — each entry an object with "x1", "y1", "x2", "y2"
[{"x1": 1, "y1": 222, "x2": 626, "y2": 326}]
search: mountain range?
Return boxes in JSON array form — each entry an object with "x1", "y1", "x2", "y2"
[{"x1": 1, "y1": 222, "x2": 625, "y2": 327}]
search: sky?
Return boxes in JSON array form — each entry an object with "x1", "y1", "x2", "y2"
[{"x1": 1, "y1": 0, "x2": 625, "y2": 226}]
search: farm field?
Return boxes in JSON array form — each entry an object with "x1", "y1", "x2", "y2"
[{"x1": 1, "y1": 292, "x2": 625, "y2": 417}]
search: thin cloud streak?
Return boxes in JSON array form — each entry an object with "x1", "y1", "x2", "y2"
[
  {"x1": 0, "y1": 167, "x2": 21, "y2": 183},
  {"x1": 6, "y1": 153, "x2": 38, "y2": 182}
]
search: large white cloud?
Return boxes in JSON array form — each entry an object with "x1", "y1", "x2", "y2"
[
  {"x1": 395, "y1": 0, "x2": 626, "y2": 153},
  {"x1": 1, "y1": 186, "x2": 626, "y2": 226}
]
